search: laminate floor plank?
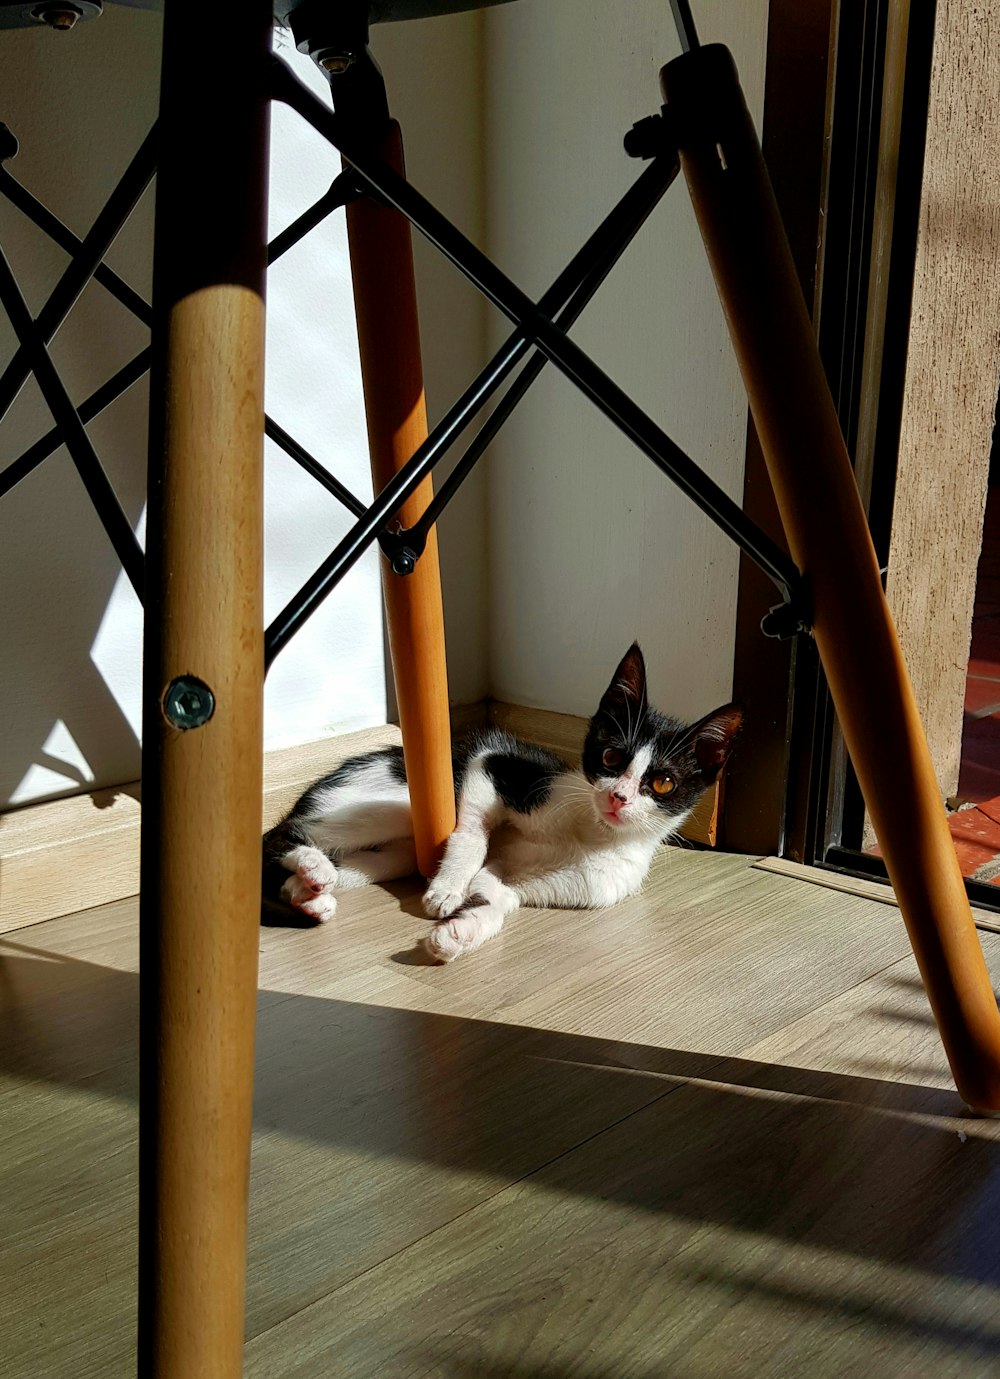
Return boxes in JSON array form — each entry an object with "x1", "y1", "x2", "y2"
[
  {"x1": 245, "y1": 943, "x2": 1000, "y2": 1379},
  {"x1": 0, "y1": 848, "x2": 974, "y2": 1378}
]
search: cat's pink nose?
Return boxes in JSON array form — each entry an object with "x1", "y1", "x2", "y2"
[{"x1": 611, "y1": 790, "x2": 627, "y2": 805}]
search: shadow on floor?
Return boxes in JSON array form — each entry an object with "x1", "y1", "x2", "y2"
[{"x1": 2, "y1": 936, "x2": 999, "y2": 1302}]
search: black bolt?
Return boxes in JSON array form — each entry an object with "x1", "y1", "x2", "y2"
[
  {"x1": 624, "y1": 112, "x2": 668, "y2": 160},
  {"x1": 760, "y1": 603, "x2": 805, "y2": 641},
  {"x1": 163, "y1": 676, "x2": 216, "y2": 730},
  {"x1": 392, "y1": 550, "x2": 416, "y2": 577}
]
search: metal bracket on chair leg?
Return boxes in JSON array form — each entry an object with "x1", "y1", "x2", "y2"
[
  {"x1": 379, "y1": 524, "x2": 424, "y2": 577},
  {"x1": 761, "y1": 590, "x2": 813, "y2": 641},
  {"x1": 625, "y1": 109, "x2": 675, "y2": 161}
]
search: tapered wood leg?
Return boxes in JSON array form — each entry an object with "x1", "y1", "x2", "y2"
[
  {"x1": 138, "y1": 4, "x2": 271, "y2": 1374},
  {"x1": 662, "y1": 45, "x2": 1000, "y2": 1112},
  {"x1": 346, "y1": 122, "x2": 455, "y2": 878}
]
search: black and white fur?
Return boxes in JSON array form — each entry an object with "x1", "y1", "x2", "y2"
[{"x1": 262, "y1": 644, "x2": 743, "y2": 962}]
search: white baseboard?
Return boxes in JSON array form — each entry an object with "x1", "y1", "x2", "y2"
[
  {"x1": 0, "y1": 702, "x2": 718, "y2": 934},
  {"x1": 0, "y1": 782, "x2": 144, "y2": 935}
]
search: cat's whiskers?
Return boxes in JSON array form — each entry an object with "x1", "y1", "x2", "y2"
[
  {"x1": 660, "y1": 719, "x2": 703, "y2": 762},
  {"x1": 544, "y1": 789, "x2": 598, "y2": 825}
]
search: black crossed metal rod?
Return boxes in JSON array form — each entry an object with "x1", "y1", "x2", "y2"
[
  {"x1": 0, "y1": 244, "x2": 144, "y2": 596},
  {"x1": 2, "y1": 58, "x2": 803, "y2": 664},
  {"x1": 669, "y1": 0, "x2": 702, "y2": 53},
  {"x1": 0, "y1": 162, "x2": 153, "y2": 326},
  {"x1": 265, "y1": 136, "x2": 698, "y2": 664},
  {"x1": 266, "y1": 168, "x2": 359, "y2": 263},
  {"x1": 394, "y1": 152, "x2": 682, "y2": 560},
  {"x1": 272, "y1": 57, "x2": 802, "y2": 610},
  {"x1": 264, "y1": 414, "x2": 367, "y2": 517},
  {"x1": 0, "y1": 345, "x2": 151, "y2": 500},
  {"x1": 0, "y1": 125, "x2": 157, "y2": 427},
  {"x1": 0, "y1": 156, "x2": 366, "y2": 516}
]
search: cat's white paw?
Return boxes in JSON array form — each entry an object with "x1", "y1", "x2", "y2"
[
  {"x1": 296, "y1": 890, "x2": 338, "y2": 923},
  {"x1": 280, "y1": 874, "x2": 339, "y2": 922},
  {"x1": 292, "y1": 848, "x2": 337, "y2": 892},
  {"x1": 423, "y1": 920, "x2": 470, "y2": 963},
  {"x1": 280, "y1": 848, "x2": 338, "y2": 922},
  {"x1": 423, "y1": 880, "x2": 467, "y2": 919}
]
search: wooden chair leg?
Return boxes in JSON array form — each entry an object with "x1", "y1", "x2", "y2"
[
  {"x1": 346, "y1": 121, "x2": 456, "y2": 878},
  {"x1": 138, "y1": 5, "x2": 271, "y2": 1374},
  {"x1": 662, "y1": 45, "x2": 1000, "y2": 1112}
]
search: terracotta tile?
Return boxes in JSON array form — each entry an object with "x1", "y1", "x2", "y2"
[
  {"x1": 963, "y1": 677, "x2": 1000, "y2": 717},
  {"x1": 958, "y1": 756, "x2": 1000, "y2": 804},
  {"x1": 945, "y1": 804, "x2": 1000, "y2": 876},
  {"x1": 949, "y1": 834, "x2": 998, "y2": 877},
  {"x1": 965, "y1": 665, "x2": 1000, "y2": 686},
  {"x1": 961, "y1": 712, "x2": 1000, "y2": 745},
  {"x1": 947, "y1": 804, "x2": 1000, "y2": 850},
  {"x1": 958, "y1": 710, "x2": 1000, "y2": 800},
  {"x1": 868, "y1": 811, "x2": 1000, "y2": 878},
  {"x1": 967, "y1": 656, "x2": 1000, "y2": 680}
]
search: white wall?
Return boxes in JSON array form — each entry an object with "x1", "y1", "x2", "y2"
[
  {"x1": 482, "y1": 0, "x2": 768, "y2": 722},
  {"x1": 0, "y1": 5, "x2": 487, "y2": 807},
  {"x1": 0, "y1": 0, "x2": 766, "y2": 809},
  {"x1": 263, "y1": 31, "x2": 386, "y2": 753},
  {"x1": 0, "y1": 5, "x2": 157, "y2": 807}
]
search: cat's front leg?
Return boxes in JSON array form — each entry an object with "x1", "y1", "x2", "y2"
[
  {"x1": 513, "y1": 861, "x2": 640, "y2": 911},
  {"x1": 423, "y1": 761, "x2": 498, "y2": 918},
  {"x1": 279, "y1": 844, "x2": 339, "y2": 922},
  {"x1": 423, "y1": 831, "x2": 486, "y2": 918},
  {"x1": 424, "y1": 866, "x2": 519, "y2": 962}
]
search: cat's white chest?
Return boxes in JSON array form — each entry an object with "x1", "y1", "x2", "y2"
[
  {"x1": 488, "y1": 809, "x2": 657, "y2": 907},
  {"x1": 490, "y1": 827, "x2": 574, "y2": 878}
]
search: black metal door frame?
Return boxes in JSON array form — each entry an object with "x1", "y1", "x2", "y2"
[{"x1": 747, "y1": 0, "x2": 1000, "y2": 915}]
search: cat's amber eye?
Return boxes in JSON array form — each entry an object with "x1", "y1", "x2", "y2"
[
  {"x1": 651, "y1": 774, "x2": 675, "y2": 796},
  {"x1": 602, "y1": 747, "x2": 622, "y2": 769}
]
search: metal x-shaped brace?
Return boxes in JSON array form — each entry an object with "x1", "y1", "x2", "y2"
[
  {"x1": 0, "y1": 119, "x2": 372, "y2": 606},
  {"x1": 0, "y1": 38, "x2": 811, "y2": 676}
]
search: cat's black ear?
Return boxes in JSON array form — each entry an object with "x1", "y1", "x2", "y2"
[
  {"x1": 599, "y1": 643, "x2": 647, "y2": 717},
  {"x1": 691, "y1": 703, "x2": 745, "y2": 783}
]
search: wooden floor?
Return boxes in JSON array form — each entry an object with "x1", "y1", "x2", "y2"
[{"x1": 4, "y1": 848, "x2": 1000, "y2": 1377}]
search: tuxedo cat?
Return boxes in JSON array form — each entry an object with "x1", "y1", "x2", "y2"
[{"x1": 262, "y1": 643, "x2": 743, "y2": 962}]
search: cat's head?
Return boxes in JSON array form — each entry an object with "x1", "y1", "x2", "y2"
[{"x1": 581, "y1": 643, "x2": 744, "y2": 839}]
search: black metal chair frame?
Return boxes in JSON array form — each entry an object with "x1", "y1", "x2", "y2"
[{"x1": 0, "y1": 7, "x2": 809, "y2": 680}]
